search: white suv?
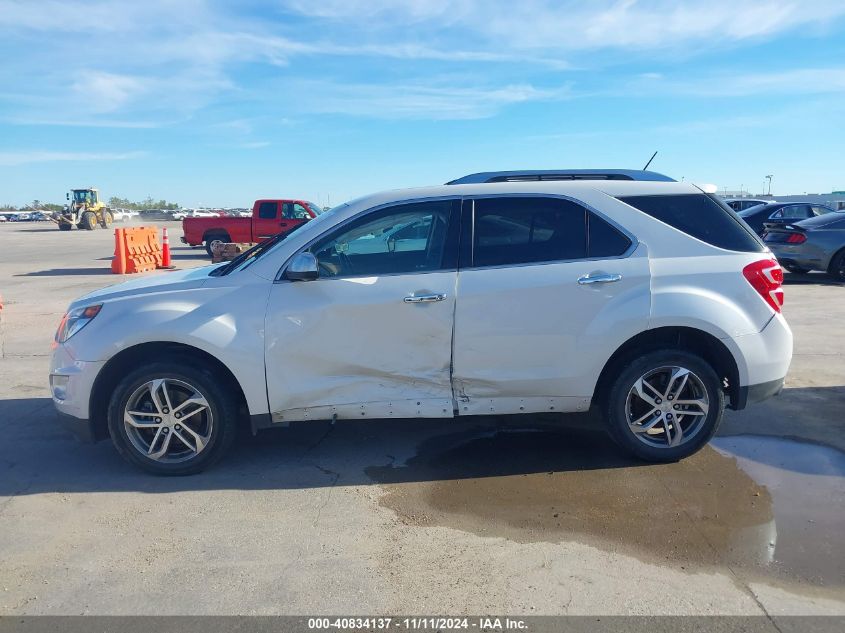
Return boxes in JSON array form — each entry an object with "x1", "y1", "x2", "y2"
[{"x1": 50, "y1": 170, "x2": 792, "y2": 475}]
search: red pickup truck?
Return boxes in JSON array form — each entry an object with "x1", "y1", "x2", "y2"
[{"x1": 181, "y1": 199, "x2": 323, "y2": 256}]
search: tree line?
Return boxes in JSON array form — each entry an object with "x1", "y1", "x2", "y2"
[{"x1": 1, "y1": 196, "x2": 181, "y2": 212}]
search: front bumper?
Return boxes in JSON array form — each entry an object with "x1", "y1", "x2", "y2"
[{"x1": 50, "y1": 344, "x2": 106, "y2": 442}]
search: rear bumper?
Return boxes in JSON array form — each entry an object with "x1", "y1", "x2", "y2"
[
  {"x1": 726, "y1": 312, "x2": 792, "y2": 410},
  {"x1": 733, "y1": 377, "x2": 784, "y2": 410}
]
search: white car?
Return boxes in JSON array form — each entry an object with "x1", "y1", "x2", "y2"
[{"x1": 50, "y1": 170, "x2": 792, "y2": 475}]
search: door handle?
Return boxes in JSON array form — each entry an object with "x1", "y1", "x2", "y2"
[
  {"x1": 578, "y1": 273, "x2": 622, "y2": 285},
  {"x1": 404, "y1": 293, "x2": 447, "y2": 303}
]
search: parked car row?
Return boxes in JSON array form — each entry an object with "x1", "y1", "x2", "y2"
[
  {"x1": 725, "y1": 201, "x2": 845, "y2": 280},
  {"x1": 0, "y1": 211, "x2": 52, "y2": 222}
]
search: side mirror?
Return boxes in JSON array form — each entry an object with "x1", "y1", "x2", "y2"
[
  {"x1": 285, "y1": 252, "x2": 319, "y2": 281},
  {"x1": 66, "y1": 193, "x2": 70, "y2": 200}
]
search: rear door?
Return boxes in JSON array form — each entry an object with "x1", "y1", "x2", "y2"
[{"x1": 452, "y1": 195, "x2": 651, "y2": 415}]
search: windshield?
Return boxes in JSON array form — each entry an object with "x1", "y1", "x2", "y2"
[
  {"x1": 72, "y1": 190, "x2": 94, "y2": 203},
  {"x1": 211, "y1": 202, "x2": 349, "y2": 276},
  {"x1": 307, "y1": 202, "x2": 324, "y2": 215}
]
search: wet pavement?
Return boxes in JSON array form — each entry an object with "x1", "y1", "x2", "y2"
[{"x1": 370, "y1": 425, "x2": 845, "y2": 591}]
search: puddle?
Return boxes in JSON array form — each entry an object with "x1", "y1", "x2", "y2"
[{"x1": 368, "y1": 426, "x2": 845, "y2": 588}]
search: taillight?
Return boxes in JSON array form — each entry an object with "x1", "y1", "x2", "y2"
[
  {"x1": 743, "y1": 258, "x2": 784, "y2": 313},
  {"x1": 786, "y1": 233, "x2": 806, "y2": 244}
]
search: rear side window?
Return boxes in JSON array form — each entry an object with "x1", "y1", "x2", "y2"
[
  {"x1": 257, "y1": 202, "x2": 278, "y2": 219},
  {"x1": 619, "y1": 194, "x2": 765, "y2": 252},
  {"x1": 472, "y1": 197, "x2": 587, "y2": 267}
]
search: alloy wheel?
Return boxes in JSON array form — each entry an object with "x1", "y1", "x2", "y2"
[
  {"x1": 625, "y1": 365, "x2": 709, "y2": 449},
  {"x1": 123, "y1": 378, "x2": 213, "y2": 463}
]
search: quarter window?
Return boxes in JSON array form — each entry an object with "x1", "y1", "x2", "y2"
[
  {"x1": 258, "y1": 202, "x2": 278, "y2": 219},
  {"x1": 310, "y1": 200, "x2": 453, "y2": 278},
  {"x1": 619, "y1": 194, "x2": 765, "y2": 253}
]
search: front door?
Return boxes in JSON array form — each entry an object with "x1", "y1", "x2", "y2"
[
  {"x1": 452, "y1": 195, "x2": 651, "y2": 415},
  {"x1": 264, "y1": 199, "x2": 460, "y2": 422},
  {"x1": 253, "y1": 200, "x2": 283, "y2": 241}
]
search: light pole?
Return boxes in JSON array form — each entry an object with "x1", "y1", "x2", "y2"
[{"x1": 766, "y1": 175, "x2": 773, "y2": 196}]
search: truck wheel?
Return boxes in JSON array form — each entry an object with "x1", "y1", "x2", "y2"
[
  {"x1": 80, "y1": 211, "x2": 97, "y2": 230},
  {"x1": 100, "y1": 210, "x2": 114, "y2": 228},
  {"x1": 58, "y1": 222, "x2": 72, "y2": 231},
  {"x1": 107, "y1": 360, "x2": 240, "y2": 475},
  {"x1": 204, "y1": 233, "x2": 229, "y2": 257},
  {"x1": 602, "y1": 350, "x2": 725, "y2": 463}
]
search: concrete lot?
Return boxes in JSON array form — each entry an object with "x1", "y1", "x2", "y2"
[{"x1": 0, "y1": 221, "x2": 843, "y2": 616}]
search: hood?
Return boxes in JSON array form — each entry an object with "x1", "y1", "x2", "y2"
[{"x1": 70, "y1": 264, "x2": 221, "y2": 308}]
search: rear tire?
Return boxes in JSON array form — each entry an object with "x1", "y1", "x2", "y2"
[
  {"x1": 100, "y1": 210, "x2": 114, "y2": 228},
  {"x1": 107, "y1": 360, "x2": 239, "y2": 475},
  {"x1": 602, "y1": 349, "x2": 725, "y2": 462},
  {"x1": 80, "y1": 211, "x2": 97, "y2": 230},
  {"x1": 828, "y1": 250, "x2": 845, "y2": 282},
  {"x1": 204, "y1": 233, "x2": 229, "y2": 257}
]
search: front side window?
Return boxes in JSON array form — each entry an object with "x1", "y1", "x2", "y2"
[
  {"x1": 310, "y1": 200, "x2": 453, "y2": 278},
  {"x1": 258, "y1": 202, "x2": 278, "y2": 219},
  {"x1": 285, "y1": 203, "x2": 312, "y2": 220},
  {"x1": 472, "y1": 197, "x2": 587, "y2": 267}
]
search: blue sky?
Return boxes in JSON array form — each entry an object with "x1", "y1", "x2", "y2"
[{"x1": 1, "y1": 0, "x2": 844, "y2": 208}]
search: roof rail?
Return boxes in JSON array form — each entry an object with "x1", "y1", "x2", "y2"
[{"x1": 446, "y1": 169, "x2": 675, "y2": 185}]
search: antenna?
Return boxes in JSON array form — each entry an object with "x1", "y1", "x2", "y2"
[{"x1": 643, "y1": 151, "x2": 658, "y2": 171}]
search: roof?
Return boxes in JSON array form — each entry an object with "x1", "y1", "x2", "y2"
[{"x1": 446, "y1": 169, "x2": 675, "y2": 185}]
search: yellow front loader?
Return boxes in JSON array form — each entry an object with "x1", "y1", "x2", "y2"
[{"x1": 57, "y1": 188, "x2": 114, "y2": 231}]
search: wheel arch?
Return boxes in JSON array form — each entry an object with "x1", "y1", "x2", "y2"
[
  {"x1": 593, "y1": 326, "x2": 742, "y2": 411},
  {"x1": 202, "y1": 228, "x2": 231, "y2": 243},
  {"x1": 88, "y1": 341, "x2": 249, "y2": 441}
]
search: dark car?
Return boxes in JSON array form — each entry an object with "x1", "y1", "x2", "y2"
[
  {"x1": 724, "y1": 198, "x2": 773, "y2": 212},
  {"x1": 764, "y1": 211, "x2": 845, "y2": 279},
  {"x1": 738, "y1": 202, "x2": 834, "y2": 236}
]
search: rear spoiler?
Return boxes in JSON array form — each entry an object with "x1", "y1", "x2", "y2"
[{"x1": 762, "y1": 222, "x2": 805, "y2": 232}]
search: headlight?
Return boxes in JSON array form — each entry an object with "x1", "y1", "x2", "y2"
[{"x1": 55, "y1": 304, "x2": 102, "y2": 343}]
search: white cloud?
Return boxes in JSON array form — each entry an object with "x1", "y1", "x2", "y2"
[
  {"x1": 281, "y1": 0, "x2": 845, "y2": 51},
  {"x1": 0, "y1": 150, "x2": 147, "y2": 166},
  {"x1": 295, "y1": 81, "x2": 572, "y2": 120},
  {"x1": 630, "y1": 66, "x2": 845, "y2": 97}
]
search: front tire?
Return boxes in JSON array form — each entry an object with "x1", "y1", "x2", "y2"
[
  {"x1": 80, "y1": 211, "x2": 97, "y2": 230},
  {"x1": 107, "y1": 361, "x2": 239, "y2": 475},
  {"x1": 602, "y1": 350, "x2": 725, "y2": 462},
  {"x1": 100, "y1": 210, "x2": 114, "y2": 228}
]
